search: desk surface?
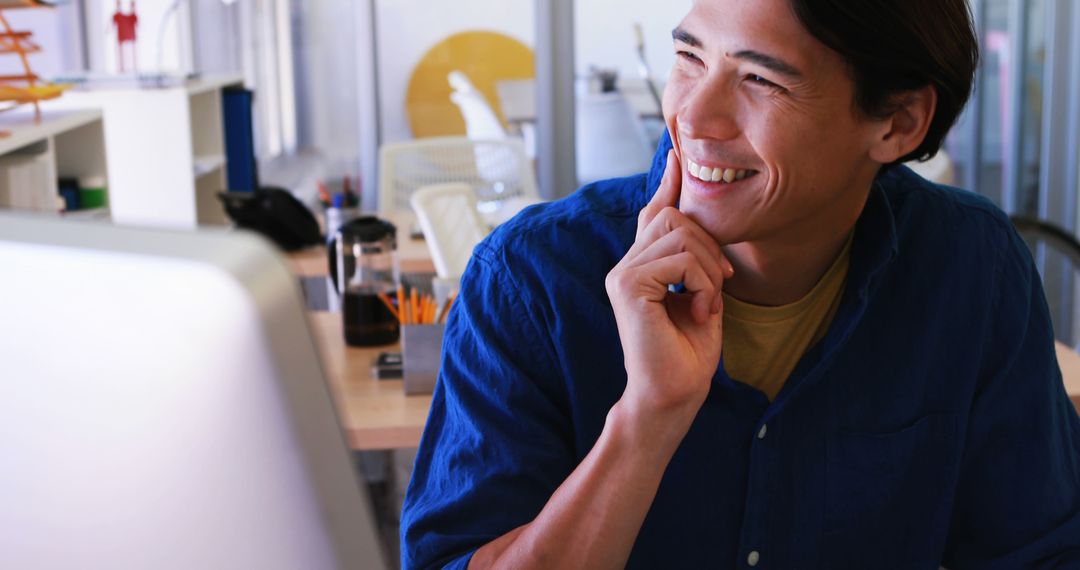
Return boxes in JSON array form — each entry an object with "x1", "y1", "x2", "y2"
[
  {"x1": 308, "y1": 311, "x2": 432, "y2": 450},
  {"x1": 312, "y1": 314, "x2": 1080, "y2": 452},
  {"x1": 1056, "y1": 342, "x2": 1080, "y2": 411},
  {"x1": 287, "y1": 210, "x2": 433, "y2": 278}
]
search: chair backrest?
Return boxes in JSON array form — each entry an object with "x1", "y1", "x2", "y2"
[
  {"x1": 576, "y1": 92, "x2": 655, "y2": 185},
  {"x1": 410, "y1": 183, "x2": 491, "y2": 279},
  {"x1": 1012, "y1": 216, "x2": 1080, "y2": 350},
  {"x1": 379, "y1": 136, "x2": 538, "y2": 213}
]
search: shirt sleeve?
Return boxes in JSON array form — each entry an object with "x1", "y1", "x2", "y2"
[
  {"x1": 943, "y1": 228, "x2": 1080, "y2": 568},
  {"x1": 400, "y1": 240, "x2": 576, "y2": 570}
]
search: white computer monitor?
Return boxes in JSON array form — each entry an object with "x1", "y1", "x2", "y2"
[{"x1": 0, "y1": 213, "x2": 388, "y2": 570}]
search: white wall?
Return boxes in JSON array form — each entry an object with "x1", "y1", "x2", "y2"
[
  {"x1": 373, "y1": 0, "x2": 689, "y2": 144},
  {"x1": 85, "y1": 0, "x2": 191, "y2": 74},
  {"x1": 0, "y1": 5, "x2": 84, "y2": 78},
  {"x1": 374, "y1": 0, "x2": 534, "y2": 145},
  {"x1": 575, "y1": 0, "x2": 691, "y2": 88},
  {"x1": 191, "y1": 0, "x2": 242, "y2": 75},
  {"x1": 294, "y1": 0, "x2": 363, "y2": 169}
]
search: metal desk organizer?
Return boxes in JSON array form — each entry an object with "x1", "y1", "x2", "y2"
[{"x1": 402, "y1": 324, "x2": 446, "y2": 395}]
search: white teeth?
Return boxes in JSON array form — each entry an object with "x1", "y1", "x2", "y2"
[{"x1": 687, "y1": 159, "x2": 753, "y2": 184}]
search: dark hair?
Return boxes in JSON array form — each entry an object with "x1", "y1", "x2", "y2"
[{"x1": 788, "y1": 0, "x2": 979, "y2": 164}]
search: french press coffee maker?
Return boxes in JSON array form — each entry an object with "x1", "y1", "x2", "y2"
[{"x1": 331, "y1": 216, "x2": 400, "y2": 346}]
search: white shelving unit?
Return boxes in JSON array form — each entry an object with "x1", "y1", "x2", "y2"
[
  {"x1": 0, "y1": 109, "x2": 109, "y2": 221},
  {"x1": 43, "y1": 75, "x2": 245, "y2": 229}
]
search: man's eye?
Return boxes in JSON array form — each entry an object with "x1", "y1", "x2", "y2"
[
  {"x1": 677, "y1": 50, "x2": 702, "y2": 63},
  {"x1": 747, "y1": 74, "x2": 777, "y2": 87}
]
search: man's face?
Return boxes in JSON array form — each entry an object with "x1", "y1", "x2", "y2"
[{"x1": 664, "y1": 0, "x2": 888, "y2": 245}]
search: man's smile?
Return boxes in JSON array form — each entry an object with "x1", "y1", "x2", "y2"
[{"x1": 686, "y1": 158, "x2": 759, "y2": 184}]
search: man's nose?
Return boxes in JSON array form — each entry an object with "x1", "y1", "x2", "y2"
[{"x1": 677, "y1": 75, "x2": 740, "y2": 142}]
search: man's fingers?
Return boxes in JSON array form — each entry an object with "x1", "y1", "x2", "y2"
[
  {"x1": 637, "y1": 150, "x2": 682, "y2": 235},
  {"x1": 624, "y1": 206, "x2": 734, "y2": 278},
  {"x1": 621, "y1": 228, "x2": 729, "y2": 304},
  {"x1": 628, "y1": 253, "x2": 720, "y2": 324}
]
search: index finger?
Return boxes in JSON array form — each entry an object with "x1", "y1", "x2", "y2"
[{"x1": 638, "y1": 149, "x2": 682, "y2": 235}]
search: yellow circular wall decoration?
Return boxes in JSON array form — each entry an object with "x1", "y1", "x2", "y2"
[{"x1": 406, "y1": 31, "x2": 535, "y2": 139}]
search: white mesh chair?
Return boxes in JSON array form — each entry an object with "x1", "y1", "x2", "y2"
[
  {"x1": 409, "y1": 183, "x2": 491, "y2": 279},
  {"x1": 378, "y1": 136, "x2": 539, "y2": 214},
  {"x1": 905, "y1": 149, "x2": 956, "y2": 186}
]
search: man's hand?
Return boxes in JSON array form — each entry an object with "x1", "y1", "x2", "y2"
[
  {"x1": 605, "y1": 150, "x2": 733, "y2": 429},
  {"x1": 469, "y1": 151, "x2": 733, "y2": 570}
]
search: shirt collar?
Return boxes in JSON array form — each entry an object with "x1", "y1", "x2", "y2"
[{"x1": 642, "y1": 130, "x2": 674, "y2": 208}]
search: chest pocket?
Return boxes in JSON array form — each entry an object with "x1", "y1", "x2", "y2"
[{"x1": 823, "y1": 413, "x2": 959, "y2": 568}]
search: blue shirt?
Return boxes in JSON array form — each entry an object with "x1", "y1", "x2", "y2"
[{"x1": 401, "y1": 135, "x2": 1080, "y2": 569}]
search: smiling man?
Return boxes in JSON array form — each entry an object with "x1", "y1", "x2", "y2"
[{"x1": 401, "y1": 0, "x2": 1080, "y2": 568}]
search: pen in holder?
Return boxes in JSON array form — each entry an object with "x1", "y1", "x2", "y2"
[
  {"x1": 380, "y1": 285, "x2": 455, "y2": 393},
  {"x1": 401, "y1": 323, "x2": 445, "y2": 395}
]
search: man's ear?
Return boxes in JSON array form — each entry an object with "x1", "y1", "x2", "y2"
[{"x1": 868, "y1": 85, "x2": 937, "y2": 164}]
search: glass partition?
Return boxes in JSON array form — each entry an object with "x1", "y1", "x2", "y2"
[{"x1": 573, "y1": 0, "x2": 688, "y2": 186}]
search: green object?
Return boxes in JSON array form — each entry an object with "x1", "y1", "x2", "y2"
[
  {"x1": 79, "y1": 188, "x2": 107, "y2": 209},
  {"x1": 78, "y1": 176, "x2": 107, "y2": 209}
]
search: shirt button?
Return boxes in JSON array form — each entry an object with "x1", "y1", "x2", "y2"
[
  {"x1": 757, "y1": 424, "x2": 768, "y2": 440},
  {"x1": 748, "y1": 550, "x2": 760, "y2": 566}
]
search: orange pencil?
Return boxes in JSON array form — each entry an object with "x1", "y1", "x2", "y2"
[
  {"x1": 438, "y1": 294, "x2": 456, "y2": 324},
  {"x1": 397, "y1": 288, "x2": 406, "y2": 325},
  {"x1": 410, "y1": 288, "x2": 419, "y2": 326},
  {"x1": 377, "y1": 291, "x2": 399, "y2": 321},
  {"x1": 425, "y1": 296, "x2": 435, "y2": 324}
]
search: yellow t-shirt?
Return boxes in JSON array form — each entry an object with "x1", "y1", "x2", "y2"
[{"x1": 722, "y1": 236, "x2": 853, "y2": 401}]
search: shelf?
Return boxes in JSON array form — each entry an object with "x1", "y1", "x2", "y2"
[
  {"x1": 61, "y1": 207, "x2": 110, "y2": 221},
  {"x1": 40, "y1": 76, "x2": 240, "y2": 228},
  {"x1": 0, "y1": 109, "x2": 108, "y2": 217},
  {"x1": 194, "y1": 154, "x2": 226, "y2": 178},
  {"x1": 0, "y1": 109, "x2": 102, "y2": 156},
  {"x1": 185, "y1": 74, "x2": 245, "y2": 96}
]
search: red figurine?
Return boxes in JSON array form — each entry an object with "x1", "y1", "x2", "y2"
[{"x1": 111, "y1": 0, "x2": 139, "y2": 72}]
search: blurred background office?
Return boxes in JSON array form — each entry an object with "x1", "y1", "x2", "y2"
[{"x1": 15, "y1": 0, "x2": 1076, "y2": 216}]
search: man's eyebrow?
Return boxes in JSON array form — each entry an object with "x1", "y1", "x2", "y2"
[
  {"x1": 672, "y1": 27, "x2": 804, "y2": 80},
  {"x1": 672, "y1": 27, "x2": 701, "y2": 48},
  {"x1": 732, "y1": 50, "x2": 804, "y2": 79}
]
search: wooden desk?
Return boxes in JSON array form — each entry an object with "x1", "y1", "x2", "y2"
[
  {"x1": 289, "y1": 210, "x2": 436, "y2": 450},
  {"x1": 293, "y1": 228, "x2": 1080, "y2": 451},
  {"x1": 287, "y1": 210, "x2": 435, "y2": 278},
  {"x1": 311, "y1": 317, "x2": 1080, "y2": 452},
  {"x1": 308, "y1": 311, "x2": 432, "y2": 450},
  {"x1": 1055, "y1": 342, "x2": 1080, "y2": 411}
]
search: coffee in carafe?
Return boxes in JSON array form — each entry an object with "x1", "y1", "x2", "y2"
[{"x1": 333, "y1": 217, "x2": 400, "y2": 346}]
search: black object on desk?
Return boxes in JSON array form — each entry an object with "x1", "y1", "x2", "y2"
[
  {"x1": 373, "y1": 351, "x2": 403, "y2": 379},
  {"x1": 218, "y1": 187, "x2": 321, "y2": 251}
]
